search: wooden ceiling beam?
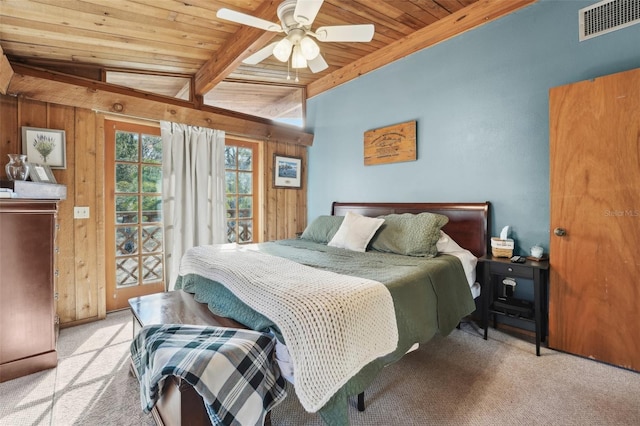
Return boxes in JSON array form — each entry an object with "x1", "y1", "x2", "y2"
[
  {"x1": 307, "y1": 0, "x2": 538, "y2": 98},
  {"x1": 0, "y1": 45, "x2": 15, "y2": 95},
  {"x1": 7, "y1": 64, "x2": 313, "y2": 146},
  {"x1": 194, "y1": 0, "x2": 281, "y2": 96}
]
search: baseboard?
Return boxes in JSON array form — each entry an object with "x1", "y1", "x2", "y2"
[{"x1": 0, "y1": 350, "x2": 57, "y2": 383}]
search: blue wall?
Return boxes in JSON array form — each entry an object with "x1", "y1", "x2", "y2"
[{"x1": 305, "y1": 0, "x2": 640, "y2": 255}]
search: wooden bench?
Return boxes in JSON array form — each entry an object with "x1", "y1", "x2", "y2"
[
  {"x1": 129, "y1": 290, "x2": 263, "y2": 426},
  {"x1": 129, "y1": 290, "x2": 366, "y2": 425}
]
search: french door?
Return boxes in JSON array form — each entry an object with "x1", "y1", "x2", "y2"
[
  {"x1": 225, "y1": 139, "x2": 259, "y2": 243},
  {"x1": 105, "y1": 120, "x2": 165, "y2": 311}
]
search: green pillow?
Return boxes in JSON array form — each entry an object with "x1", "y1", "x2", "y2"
[
  {"x1": 370, "y1": 212, "x2": 449, "y2": 257},
  {"x1": 300, "y1": 215, "x2": 345, "y2": 244}
]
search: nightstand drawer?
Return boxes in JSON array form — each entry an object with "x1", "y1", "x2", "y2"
[{"x1": 489, "y1": 262, "x2": 534, "y2": 278}]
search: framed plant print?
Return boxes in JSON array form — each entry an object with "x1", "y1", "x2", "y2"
[
  {"x1": 21, "y1": 126, "x2": 67, "y2": 169},
  {"x1": 273, "y1": 154, "x2": 302, "y2": 189}
]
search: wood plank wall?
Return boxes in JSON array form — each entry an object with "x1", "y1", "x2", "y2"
[
  {"x1": 263, "y1": 141, "x2": 307, "y2": 241},
  {"x1": 1, "y1": 94, "x2": 307, "y2": 325}
]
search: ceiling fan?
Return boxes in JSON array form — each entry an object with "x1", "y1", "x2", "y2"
[{"x1": 216, "y1": 0, "x2": 375, "y2": 79}]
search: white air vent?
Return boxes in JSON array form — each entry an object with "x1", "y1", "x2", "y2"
[{"x1": 579, "y1": 0, "x2": 640, "y2": 41}]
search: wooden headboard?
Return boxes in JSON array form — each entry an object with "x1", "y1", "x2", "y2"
[{"x1": 331, "y1": 201, "x2": 491, "y2": 258}]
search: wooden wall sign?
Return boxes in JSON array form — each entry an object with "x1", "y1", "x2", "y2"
[{"x1": 364, "y1": 120, "x2": 416, "y2": 165}]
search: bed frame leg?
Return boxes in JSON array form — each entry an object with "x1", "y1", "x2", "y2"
[{"x1": 357, "y1": 392, "x2": 365, "y2": 411}]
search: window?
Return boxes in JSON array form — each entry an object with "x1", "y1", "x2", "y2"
[
  {"x1": 225, "y1": 140, "x2": 259, "y2": 243},
  {"x1": 204, "y1": 81, "x2": 304, "y2": 127},
  {"x1": 105, "y1": 70, "x2": 191, "y2": 101}
]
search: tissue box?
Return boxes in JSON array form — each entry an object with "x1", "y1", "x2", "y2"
[{"x1": 491, "y1": 237, "x2": 514, "y2": 258}]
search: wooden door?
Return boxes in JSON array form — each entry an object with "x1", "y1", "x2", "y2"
[
  {"x1": 549, "y1": 67, "x2": 640, "y2": 371},
  {"x1": 105, "y1": 120, "x2": 165, "y2": 311}
]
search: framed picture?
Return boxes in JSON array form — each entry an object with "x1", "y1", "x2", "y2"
[
  {"x1": 273, "y1": 154, "x2": 302, "y2": 189},
  {"x1": 28, "y1": 163, "x2": 57, "y2": 184},
  {"x1": 21, "y1": 126, "x2": 66, "y2": 169}
]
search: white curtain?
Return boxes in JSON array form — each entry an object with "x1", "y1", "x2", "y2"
[{"x1": 161, "y1": 121, "x2": 226, "y2": 290}]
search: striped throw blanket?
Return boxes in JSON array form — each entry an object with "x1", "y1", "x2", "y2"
[{"x1": 130, "y1": 324, "x2": 287, "y2": 426}]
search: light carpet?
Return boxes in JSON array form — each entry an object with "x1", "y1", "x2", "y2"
[{"x1": 1, "y1": 310, "x2": 639, "y2": 425}]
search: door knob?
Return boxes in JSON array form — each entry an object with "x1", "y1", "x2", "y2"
[{"x1": 554, "y1": 227, "x2": 567, "y2": 237}]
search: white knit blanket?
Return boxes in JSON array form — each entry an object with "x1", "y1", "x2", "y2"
[{"x1": 179, "y1": 244, "x2": 399, "y2": 412}]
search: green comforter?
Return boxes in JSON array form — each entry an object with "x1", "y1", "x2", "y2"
[{"x1": 175, "y1": 239, "x2": 475, "y2": 425}]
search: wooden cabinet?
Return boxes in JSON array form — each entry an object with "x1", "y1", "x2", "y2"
[{"x1": 0, "y1": 199, "x2": 60, "y2": 382}]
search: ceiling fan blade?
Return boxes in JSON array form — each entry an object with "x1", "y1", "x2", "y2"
[
  {"x1": 242, "y1": 42, "x2": 278, "y2": 65},
  {"x1": 314, "y1": 24, "x2": 375, "y2": 42},
  {"x1": 294, "y1": 0, "x2": 324, "y2": 26},
  {"x1": 217, "y1": 8, "x2": 282, "y2": 32},
  {"x1": 308, "y1": 53, "x2": 328, "y2": 73}
]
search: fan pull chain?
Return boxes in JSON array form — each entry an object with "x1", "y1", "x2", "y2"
[
  {"x1": 295, "y1": 68, "x2": 299, "y2": 83},
  {"x1": 287, "y1": 56, "x2": 291, "y2": 80}
]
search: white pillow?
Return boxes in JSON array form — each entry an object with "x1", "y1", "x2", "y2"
[
  {"x1": 437, "y1": 230, "x2": 461, "y2": 253},
  {"x1": 437, "y1": 231, "x2": 478, "y2": 288},
  {"x1": 328, "y1": 211, "x2": 385, "y2": 252}
]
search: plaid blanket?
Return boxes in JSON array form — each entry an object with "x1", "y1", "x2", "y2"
[{"x1": 130, "y1": 324, "x2": 287, "y2": 426}]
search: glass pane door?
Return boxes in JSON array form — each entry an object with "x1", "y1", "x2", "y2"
[
  {"x1": 105, "y1": 120, "x2": 164, "y2": 311},
  {"x1": 225, "y1": 140, "x2": 258, "y2": 243}
]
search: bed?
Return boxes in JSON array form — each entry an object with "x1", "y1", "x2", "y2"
[{"x1": 170, "y1": 201, "x2": 490, "y2": 425}]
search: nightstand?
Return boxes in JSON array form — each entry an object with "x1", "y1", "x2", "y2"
[{"x1": 479, "y1": 255, "x2": 550, "y2": 356}]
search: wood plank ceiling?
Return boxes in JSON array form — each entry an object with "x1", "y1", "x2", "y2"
[{"x1": 0, "y1": 0, "x2": 537, "y2": 125}]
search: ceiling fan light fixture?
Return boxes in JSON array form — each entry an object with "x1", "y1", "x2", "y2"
[
  {"x1": 291, "y1": 46, "x2": 307, "y2": 68},
  {"x1": 299, "y1": 36, "x2": 320, "y2": 60},
  {"x1": 217, "y1": 0, "x2": 376, "y2": 76},
  {"x1": 273, "y1": 38, "x2": 293, "y2": 62}
]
